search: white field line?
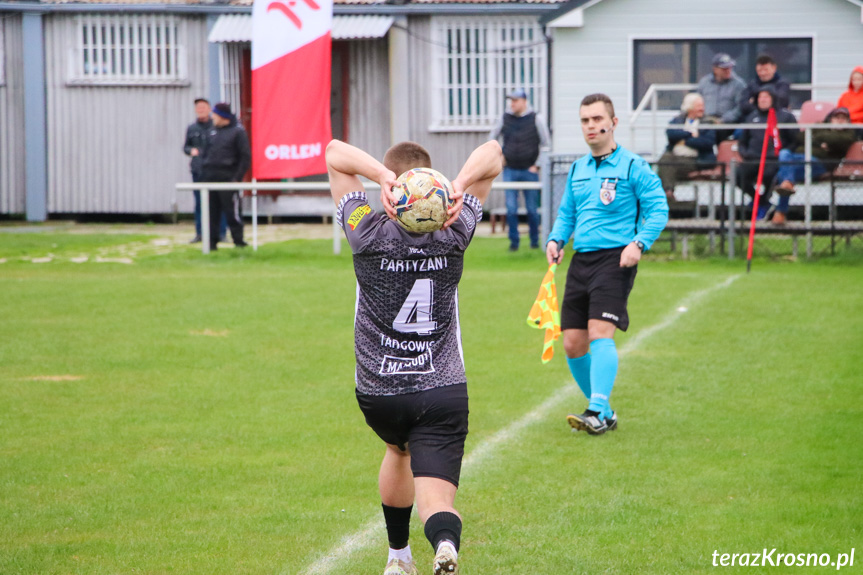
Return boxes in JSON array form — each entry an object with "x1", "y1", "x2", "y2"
[{"x1": 296, "y1": 273, "x2": 741, "y2": 575}]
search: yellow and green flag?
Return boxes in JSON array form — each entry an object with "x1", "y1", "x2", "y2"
[{"x1": 527, "y1": 263, "x2": 561, "y2": 363}]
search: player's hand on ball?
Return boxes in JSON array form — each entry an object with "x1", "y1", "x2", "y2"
[
  {"x1": 620, "y1": 242, "x2": 642, "y2": 267},
  {"x1": 442, "y1": 180, "x2": 465, "y2": 229},
  {"x1": 378, "y1": 170, "x2": 399, "y2": 220}
]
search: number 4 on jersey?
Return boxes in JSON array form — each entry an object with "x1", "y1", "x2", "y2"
[{"x1": 393, "y1": 279, "x2": 437, "y2": 335}]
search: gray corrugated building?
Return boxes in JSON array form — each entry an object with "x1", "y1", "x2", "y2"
[{"x1": 0, "y1": 0, "x2": 561, "y2": 219}]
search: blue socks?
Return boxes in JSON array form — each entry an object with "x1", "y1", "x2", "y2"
[
  {"x1": 566, "y1": 353, "x2": 592, "y2": 400},
  {"x1": 587, "y1": 338, "x2": 618, "y2": 420}
]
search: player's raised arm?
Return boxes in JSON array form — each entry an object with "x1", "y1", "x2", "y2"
[
  {"x1": 326, "y1": 139, "x2": 398, "y2": 205},
  {"x1": 450, "y1": 140, "x2": 503, "y2": 207}
]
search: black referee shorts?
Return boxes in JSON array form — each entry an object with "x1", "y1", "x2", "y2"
[
  {"x1": 561, "y1": 246, "x2": 637, "y2": 332},
  {"x1": 355, "y1": 383, "x2": 469, "y2": 487}
]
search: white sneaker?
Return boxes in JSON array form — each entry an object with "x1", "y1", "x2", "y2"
[
  {"x1": 433, "y1": 541, "x2": 459, "y2": 575},
  {"x1": 384, "y1": 557, "x2": 418, "y2": 575}
]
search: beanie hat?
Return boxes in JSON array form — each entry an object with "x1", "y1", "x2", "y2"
[{"x1": 212, "y1": 102, "x2": 233, "y2": 120}]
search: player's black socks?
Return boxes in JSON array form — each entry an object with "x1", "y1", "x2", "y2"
[
  {"x1": 382, "y1": 504, "x2": 413, "y2": 549},
  {"x1": 424, "y1": 511, "x2": 462, "y2": 552}
]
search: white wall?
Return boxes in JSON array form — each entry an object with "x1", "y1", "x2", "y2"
[{"x1": 549, "y1": 0, "x2": 863, "y2": 157}]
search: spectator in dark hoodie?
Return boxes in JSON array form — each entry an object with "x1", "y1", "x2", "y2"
[
  {"x1": 656, "y1": 93, "x2": 717, "y2": 201},
  {"x1": 735, "y1": 86, "x2": 797, "y2": 220},
  {"x1": 770, "y1": 107, "x2": 856, "y2": 224},
  {"x1": 729, "y1": 54, "x2": 792, "y2": 124},
  {"x1": 201, "y1": 102, "x2": 251, "y2": 250}
]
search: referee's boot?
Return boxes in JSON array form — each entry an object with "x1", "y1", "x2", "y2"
[
  {"x1": 605, "y1": 411, "x2": 618, "y2": 431},
  {"x1": 384, "y1": 558, "x2": 418, "y2": 575},
  {"x1": 567, "y1": 410, "x2": 610, "y2": 435}
]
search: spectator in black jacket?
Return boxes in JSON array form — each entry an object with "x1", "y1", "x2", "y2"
[
  {"x1": 732, "y1": 54, "x2": 791, "y2": 123},
  {"x1": 656, "y1": 93, "x2": 717, "y2": 201},
  {"x1": 183, "y1": 98, "x2": 226, "y2": 244},
  {"x1": 736, "y1": 86, "x2": 797, "y2": 219},
  {"x1": 201, "y1": 102, "x2": 251, "y2": 250}
]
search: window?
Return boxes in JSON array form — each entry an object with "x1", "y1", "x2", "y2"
[
  {"x1": 69, "y1": 15, "x2": 188, "y2": 85},
  {"x1": 633, "y1": 38, "x2": 812, "y2": 110},
  {"x1": 431, "y1": 17, "x2": 547, "y2": 131}
]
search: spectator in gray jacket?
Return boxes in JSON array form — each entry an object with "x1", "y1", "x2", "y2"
[
  {"x1": 696, "y1": 53, "x2": 746, "y2": 140},
  {"x1": 489, "y1": 89, "x2": 551, "y2": 251}
]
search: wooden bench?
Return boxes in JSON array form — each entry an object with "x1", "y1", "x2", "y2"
[{"x1": 664, "y1": 217, "x2": 863, "y2": 257}]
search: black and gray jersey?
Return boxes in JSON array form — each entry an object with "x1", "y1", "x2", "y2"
[{"x1": 336, "y1": 191, "x2": 483, "y2": 396}]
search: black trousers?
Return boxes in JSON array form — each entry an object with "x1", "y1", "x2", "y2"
[
  {"x1": 736, "y1": 160, "x2": 779, "y2": 202},
  {"x1": 208, "y1": 190, "x2": 244, "y2": 248}
]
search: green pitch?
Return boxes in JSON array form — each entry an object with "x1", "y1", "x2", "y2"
[{"x1": 1, "y1": 233, "x2": 861, "y2": 574}]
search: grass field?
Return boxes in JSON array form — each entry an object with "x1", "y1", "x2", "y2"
[{"x1": 1, "y1": 229, "x2": 861, "y2": 574}]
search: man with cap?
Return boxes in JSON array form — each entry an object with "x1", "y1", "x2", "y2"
[
  {"x1": 201, "y1": 102, "x2": 251, "y2": 250},
  {"x1": 696, "y1": 53, "x2": 746, "y2": 140},
  {"x1": 183, "y1": 98, "x2": 227, "y2": 244},
  {"x1": 771, "y1": 107, "x2": 855, "y2": 224},
  {"x1": 489, "y1": 88, "x2": 551, "y2": 251}
]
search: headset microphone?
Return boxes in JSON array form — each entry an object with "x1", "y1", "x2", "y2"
[{"x1": 600, "y1": 128, "x2": 609, "y2": 134}]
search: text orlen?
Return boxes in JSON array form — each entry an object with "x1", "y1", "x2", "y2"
[
  {"x1": 712, "y1": 548, "x2": 855, "y2": 569},
  {"x1": 264, "y1": 142, "x2": 322, "y2": 161}
]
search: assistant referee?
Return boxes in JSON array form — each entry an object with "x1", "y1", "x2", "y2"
[{"x1": 546, "y1": 93, "x2": 669, "y2": 436}]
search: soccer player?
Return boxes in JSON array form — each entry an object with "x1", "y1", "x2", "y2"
[
  {"x1": 546, "y1": 93, "x2": 669, "y2": 436},
  {"x1": 326, "y1": 138, "x2": 502, "y2": 575}
]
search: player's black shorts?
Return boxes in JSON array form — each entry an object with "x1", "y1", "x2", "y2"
[
  {"x1": 561, "y1": 246, "x2": 637, "y2": 332},
  {"x1": 355, "y1": 383, "x2": 469, "y2": 487}
]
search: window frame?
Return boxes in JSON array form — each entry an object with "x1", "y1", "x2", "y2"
[
  {"x1": 68, "y1": 14, "x2": 189, "y2": 86},
  {"x1": 628, "y1": 33, "x2": 816, "y2": 112},
  {"x1": 430, "y1": 16, "x2": 548, "y2": 132},
  {"x1": 0, "y1": 19, "x2": 6, "y2": 86}
]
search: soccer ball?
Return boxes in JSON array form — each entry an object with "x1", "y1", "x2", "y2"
[{"x1": 392, "y1": 167, "x2": 454, "y2": 234}]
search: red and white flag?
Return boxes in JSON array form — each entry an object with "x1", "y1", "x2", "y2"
[
  {"x1": 767, "y1": 107, "x2": 781, "y2": 153},
  {"x1": 252, "y1": 0, "x2": 333, "y2": 178}
]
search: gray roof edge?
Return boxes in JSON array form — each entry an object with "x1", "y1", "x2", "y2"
[
  {"x1": 538, "y1": 0, "x2": 596, "y2": 26},
  {"x1": 0, "y1": 1, "x2": 560, "y2": 15}
]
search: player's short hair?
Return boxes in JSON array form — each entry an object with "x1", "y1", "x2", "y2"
[
  {"x1": 384, "y1": 142, "x2": 432, "y2": 176},
  {"x1": 580, "y1": 93, "x2": 615, "y2": 119},
  {"x1": 756, "y1": 54, "x2": 775, "y2": 66},
  {"x1": 194, "y1": 97, "x2": 210, "y2": 105},
  {"x1": 680, "y1": 92, "x2": 704, "y2": 113}
]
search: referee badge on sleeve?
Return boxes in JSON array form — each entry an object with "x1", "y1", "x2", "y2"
[{"x1": 600, "y1": 178, "x2": 617, "y2": 205}]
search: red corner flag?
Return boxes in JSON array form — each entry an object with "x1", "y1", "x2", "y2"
[{"x1": 746, "y1": 107, "x2": 780, "y2": 272}]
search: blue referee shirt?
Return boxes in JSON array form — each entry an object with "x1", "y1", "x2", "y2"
[{"x1": 548, "y1": 146, "x2": 669, "y2": 252}]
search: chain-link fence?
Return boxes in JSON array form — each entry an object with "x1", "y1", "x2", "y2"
[{"x1": 546, "y1": 153, "x2": 863, "y2": 260}]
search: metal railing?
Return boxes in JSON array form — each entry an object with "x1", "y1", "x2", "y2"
[
  {"x1": 628, "y1": 83, "x2": 861, "y2": 255},
  {"x1": 629, "y1": 82, "x2": 847, "y2": 159},
  {"x1": 174, "y1": 180, "x2": 544, "y2": 255}
]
